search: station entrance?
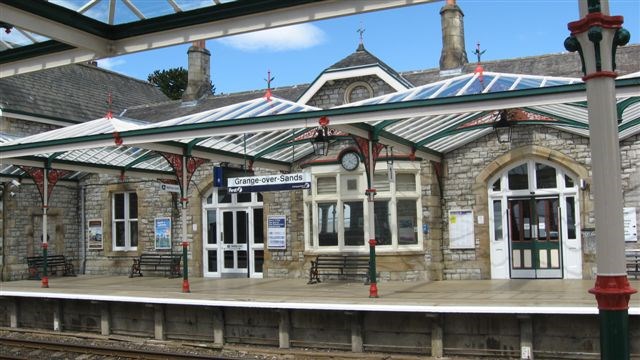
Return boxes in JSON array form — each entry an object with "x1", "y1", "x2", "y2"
[
  {"x1": 508, "y1": 196, "x2": 562, "y2": 278},
  {"x1": 489, "y1": 159, "x2": 582, "y2": 279},
  {"x1": 202, "y1": 189, "x2": 264, "y2": 278}
]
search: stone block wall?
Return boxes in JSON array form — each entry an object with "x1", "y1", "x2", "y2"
[
  {"x1": 0, "y1": 117, "x2": 59, "y2": 137},
  {"x1": 1, "y1": 181, "x2": 79, "y2": 280},
  {"x1": 442, "y1": 125, "x2": 592, "y2": 279},
  {"x1": 82, "y1": 173, "x2": 183, "y2": 276},
  {"x1": 306, "y1": 75, "x2": 396, "y2": 108}
]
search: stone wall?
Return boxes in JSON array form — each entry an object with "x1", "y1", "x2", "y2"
[
  {"x1": 1, "y1": 181, "x2": 79, "y2": 280},
  {"x1": 306, "y1": 75, "x2": 396, "y2": 108},
  {"x1": 442, "y1": 125, "x2": 594, "y2": 279},
  {"x1": 82, "y1": 173, "x2": 185, "y2": 276},
  {"x1": 263, "y1": 189, "x2": 306, "y2": 279},
  {"x1": 0, "y1": 117, "x2": 59, "y2": 137}
]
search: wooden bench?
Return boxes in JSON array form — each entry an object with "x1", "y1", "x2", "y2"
[
  {"x1": 308, "y1": 255, "x2": 370, "y2": 284},
  {"x1": 26, "y1": 255, "x2": 75, "y2": 280},
  {"x1": 129, "y1": 253, "x2": 182, "y2": 278},
  {"x1": 627, "y1": 251, "x2": 640, "y2": 279}
]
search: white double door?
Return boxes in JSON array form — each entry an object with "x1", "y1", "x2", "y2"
[{"x1": 203, "y1": 207, "x2": 264, "y2": 278}]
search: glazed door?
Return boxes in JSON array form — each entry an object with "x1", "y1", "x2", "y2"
[
  {"x1": 203, "y1": 209, "x2": 219, "y2": 277},
  {"x1": 221, "y1": 209, "x2": 249, "y2": 277},
  {"x1": 508, "y1": 197, "x2": 562, "y2": 278}
]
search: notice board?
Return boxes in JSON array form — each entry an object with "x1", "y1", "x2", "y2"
[
  {"x1": 267, "y1": 215, "x2": 287, "y2": 249},
  {"x1": 624, "y1": 207, "x2": 638, "y2": 242},
  {"x1": 448, "y1": 209, "x2": 475, "y2": 249}
]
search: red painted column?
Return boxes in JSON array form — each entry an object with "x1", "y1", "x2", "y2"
[{"x1": 182, "y1": 241, "x2": 190, "y2": 293}]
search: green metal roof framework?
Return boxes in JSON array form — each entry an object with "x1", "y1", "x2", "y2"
[
  {"x1": 0, "y1": 0, "x2": 438, "y2": 77},
  {"x1": 1, "y1": 74, "x2": 639, "y2": 182}
]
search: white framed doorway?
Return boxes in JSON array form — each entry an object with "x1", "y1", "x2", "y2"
[
  {"x1": 202, "y1": 188, "x2": 264, "y2": 278},
  {"x1": 488, "y1": 159, "x2": 582, "y2": 279}
]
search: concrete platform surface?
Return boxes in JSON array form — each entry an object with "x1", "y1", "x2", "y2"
[{"x1": 1, "y1": 276, "x2": 639, "y2": 315}]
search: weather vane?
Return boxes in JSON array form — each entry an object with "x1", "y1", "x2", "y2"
[
  {"x1": 473, "y1": 41, "x2": 486, "y2": 63},
  {"x1": 106, "y1": 92, "x2": 113, "y2": 119},
  {"x1": 357, "y1": 22, "x2": 365, "y2": 45},
  {"x1": 264, "y1": 70, "x2": 275, "y2": 101}
]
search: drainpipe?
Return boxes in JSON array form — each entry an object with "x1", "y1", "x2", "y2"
[{"x1": 80, "y1": 185, "x2": 86, "y2": 274}]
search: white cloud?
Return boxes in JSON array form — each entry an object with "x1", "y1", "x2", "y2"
[
  {"x1": 219, "y1": 23, "x2": 326, "y2": 52},
  {"x1": 97, "y1": 58, "x2": 126, "y2": 70}
]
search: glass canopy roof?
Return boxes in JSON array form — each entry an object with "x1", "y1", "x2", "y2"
[
  {"x1": 50, "y1": 0, "x2": 233, "y2": 25},
  {"x1": 1, "y1": 72, "x2": 639, "y2": 181},
  {"x1": 0, "y1": 0, "x2": 438, "y2": 77}
]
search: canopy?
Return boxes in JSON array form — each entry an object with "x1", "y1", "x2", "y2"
[
  {"x1": 1, "y1": 71, "x2": 639, "y2": 182},
  {"x1": 0, "y1": 0, "x2": 437, "y2": 77}
]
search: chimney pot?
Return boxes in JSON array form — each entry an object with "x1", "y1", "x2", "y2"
[
  {"x1": 182, "y1": 41, "x2": 211, "y2": 102},
  {"x1": 439, "y1": 1, "x2": 468, "y2": 71}
]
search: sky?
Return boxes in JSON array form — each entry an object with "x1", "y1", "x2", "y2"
[{"x1": 97, "y1": 0, "x2": 640, "y2": 95}]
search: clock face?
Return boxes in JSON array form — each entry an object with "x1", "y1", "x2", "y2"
[{"x1": 341, "y1": 151, "x2": 360, "y2": 171}]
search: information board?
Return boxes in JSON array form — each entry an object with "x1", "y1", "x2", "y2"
[
  {"x1": 267, "y1": 215, "x2": 287, "y2": 249},
  {"x1": 448, "y1": 209, "x2": 475, "y2": 249},
  {"x1": 624, "y1": 207, "x2": 638, "y2": 242}
]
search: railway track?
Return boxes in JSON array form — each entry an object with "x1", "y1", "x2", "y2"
[{"x1": 0, "y1": 336, "x2": 236, "y2": 360}]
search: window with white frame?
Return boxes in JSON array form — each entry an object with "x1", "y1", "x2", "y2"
[
  {"x1": 112, "y1": 192, "x2": 138, "y2": 251},
  {"x1": 305, "y1": 162, "x2": 422, "y2": 252}
]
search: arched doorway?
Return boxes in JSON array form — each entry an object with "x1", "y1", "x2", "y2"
[
  {"x1": 201, "y1": 188, "x2": 264, "y2": 278},
  {"x1": 488, "y1": 159, "x2": 582, "y2": 279}
]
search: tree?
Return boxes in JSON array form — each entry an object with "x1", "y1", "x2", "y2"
[{"x1": 147, "y1": 67, "x2": 188, "y2": 100}]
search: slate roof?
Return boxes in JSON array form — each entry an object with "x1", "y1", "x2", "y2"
[
  {"x1": 325, "y1": 43, "x2": 413, "y2": 88},
  {"x1": 123, "y1": 85, "x2": 308, "y2": 123},
  {"x1": 0, "y1": 63, "x2": 168, "y2": 123},
  {"x1": 402, "y1": 45, "x2": 640, "y2": 86}
]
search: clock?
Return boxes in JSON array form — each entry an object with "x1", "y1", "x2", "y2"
[{"x1": 341, "y1": 151, "x2": 360, "y2": 171}]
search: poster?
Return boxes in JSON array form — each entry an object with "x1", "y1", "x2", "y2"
[
  {"x1": 448, "y1": 209, "x2": 475, "y2": 249},
  {"x1": 624, "y1": 207, "x2": 637, "y2": 242},
  {"x1": 88, "y1": 219, "x2": 103, "y2": 250},
  {"x1": 267, "y1": 215, "x2": 286, "y2": 249},
  {"x1": 154, "y1": 217, "x2": 172, "y2": 249}
]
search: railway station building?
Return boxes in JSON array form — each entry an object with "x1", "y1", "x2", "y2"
[{"x1": 1, "y1": 1, "x2": 639, "y2": 285}]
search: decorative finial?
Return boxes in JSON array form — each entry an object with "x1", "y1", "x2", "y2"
[
  {"x1": 357, "y1": 22, "x2": 365, "y2": 46},
  {"x1": 264, "y1": 70, "x2": 275, "y2": 101},
  {"x1": 106, "y1": 92, "x2": 113, "y2": 119}
]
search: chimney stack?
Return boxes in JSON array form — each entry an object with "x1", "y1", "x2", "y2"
[
  {"x1": 439, "y1": 0, "x2": 468, "y2": 72},
  {"x1": 182, "y1": 40, "x2": 211, "y2": 102}
]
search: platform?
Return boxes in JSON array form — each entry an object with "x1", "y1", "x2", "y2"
[
  {"x1": 2, "y1": 276, "x2": 639, "y2": 358},
  {"x1": 2, "y1": 276, "x2": 639, "y2": 315}
]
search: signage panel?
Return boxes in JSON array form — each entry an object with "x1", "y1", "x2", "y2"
[
  {"x1": 160, "y1": 183, "x2": 181, "y2": 193},
  {"x1": 268, "y1": 215, "x2": 287, "y2": 249},
  {"x1": 624, "y1": 207, "x2": 637, "y2": 242},
  {"x1": 227, "y1": 173, "x2": 310, "y2": 193}
]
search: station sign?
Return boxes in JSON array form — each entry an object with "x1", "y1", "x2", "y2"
[
  {"x1": 227, "y1": 173, "x2": 311, "y2": 193},
  {"x1": 160, "y1": 183, "x2": 181, "y2": 193}
]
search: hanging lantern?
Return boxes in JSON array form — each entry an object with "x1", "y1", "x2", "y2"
[
  {"x1": 493, "y1": 110, "x2": 512, "y2": 144},
  {"x1": 312, "y1": 126, "x2": 330, "y2": 156},
  {"x1": 312, "y1": 116, "x2": 332, "y2": 156}
]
